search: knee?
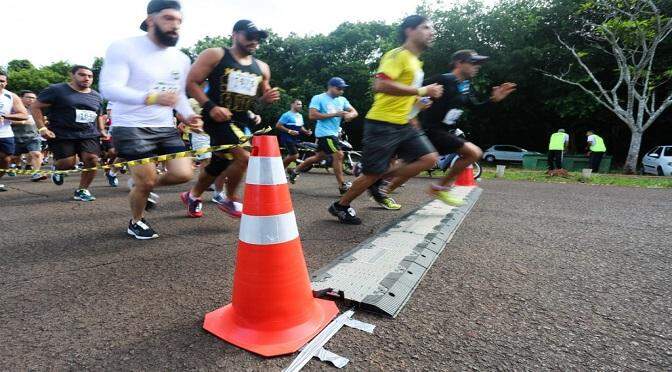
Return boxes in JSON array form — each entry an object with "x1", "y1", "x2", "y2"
[
  {"x1": 82, "y1": 154, "x2": 99, "y2": 166},
  {"x1": 420, "y1": 152, "x2": 439, "y2": 169},
  {"x1": 463, "y1": 144, "x2": 482, "y2": 162},
  {"x1": 134, "y1": 178, "x2": 156, "y2": 192},
  {"x1": 333, "y1": 151, "x2": 344, "y2": 160}
]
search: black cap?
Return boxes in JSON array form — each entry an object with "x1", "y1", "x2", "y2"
[
  {"x1": 452, "y1": 49, "x2": 490, "y2": 64},
  {"x1": 233, "y1": 20, "x2": 269, "y2": 40},
  {"x1": 140, "y1": 0, "x2": 182, "y2": 31}
]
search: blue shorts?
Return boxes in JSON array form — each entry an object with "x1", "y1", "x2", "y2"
[
  {"x1": 0, "y1": 137, "x2": 15, "y2": 156},
  {"x1": 14, "y1": 138, "x2": 42, "y2": 155}
]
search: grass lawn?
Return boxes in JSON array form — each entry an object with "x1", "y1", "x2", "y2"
[{"x1": 476, "y1": 166, "x2": 672, "y2": 188}]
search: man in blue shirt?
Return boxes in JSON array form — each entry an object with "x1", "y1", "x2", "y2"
[
  {"x1": 288, "y1": 77, "x2": 358, "y2": 195},
  {"x1": 276, "y1": 99, "x2": 312, "y2": 169}
]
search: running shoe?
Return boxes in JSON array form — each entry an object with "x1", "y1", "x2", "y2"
[
  {"x1": 127, "y1": 218, "x2": 159, "y2": 240},
  {"x1": 106, "y1": 172, "x2": 119, "y2": 187},
  {"x1": 7, "y1": 165, "x2": 16, "y2": 177},
  {"x1": 339, "y1": 181, "x2": 352, "y2": 195},
  {"x1": 288, "y1": 170, "x2": 299, "y2": 184},
  {"x1": 368, "y1": 180, "x2": 401, "y2": 210},
  {"x1": 0, "y1": 184, "x2": 6, "y2": 192},
  {"x1": 328, "y1": 202, "x2": 362, "y2": 225},
  {"x1": 430, "y1": 185, "x2": 465, "y2": 207},
  {"x1": 73, "y1": 189, "x2": 96, "y2": 202},
  {"x1": 51, "y1": 172, "x2": 64, "y2": 185},
  {"x1": 180, "y1": 191, "x2": 203, "y2": 218},
  {"x1": 212, "y1": 193, "x2": 243, "y2": 218},
  {"x1": 352, "y1": 162, "x2": 362, "y2": 177},
  {"x1": 31, "y1": 173, "x2": 47, "y2": 182}
]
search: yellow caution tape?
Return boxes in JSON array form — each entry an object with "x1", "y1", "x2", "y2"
[{"x1": 1, "y1": 127, "x2": 272, "y2": 176}]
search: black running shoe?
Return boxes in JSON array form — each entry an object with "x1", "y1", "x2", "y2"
[
  {"x1": 288, "y1": 170, "x2": 299, "y2": 184},
  {"x1": 127, "y1": 219, "x2": 159, "y2": 240},
  {"x1": 328, "y1": 202, "x2": 362, "y2": 225}
]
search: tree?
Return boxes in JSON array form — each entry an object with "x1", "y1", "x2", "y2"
[
  {"x1": 544, "y1": 0, "x2": 672, "y2": 173},
  {"x1": 7, "y1": 59, "x2": 34, "y2": 72}
]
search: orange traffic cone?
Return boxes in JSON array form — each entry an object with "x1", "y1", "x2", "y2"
[
  {"x1": 203, "y1": 135, "x2": 339, "y2": 357},
  {"x1": 454, "y1": 165, "x2": 477, "y2": 186}
]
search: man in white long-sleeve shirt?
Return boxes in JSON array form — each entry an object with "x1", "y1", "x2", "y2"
[{"x1": 100, "y1": 0, "x2": 201, "y2": 240}]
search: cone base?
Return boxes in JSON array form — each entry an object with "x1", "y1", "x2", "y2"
[{"x1": 203, "y1": 299, "x2": 339, "y2": 357}]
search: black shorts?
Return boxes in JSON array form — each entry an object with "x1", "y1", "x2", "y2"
[
  {"x1": 204, "y1": 121, "x2": 249, "y2": 149},
  {"x1": 100, "y1": 140, "x2": 114, "y2": 153},
  {"x1": 49, "y1": 138, "x2": 101, "y2": 160},
  {"x1": 360, "y1": 120, "x2": 436, "y2": 175},
  {"x1": 282, "y1": 141, "x2": 299, "y2": 156},
  {"x1": 424, "y1": 128, "x2": 466, "y2": 155},
  {"x1": 317, "y1": 136, "x2": 341, "y2": 155},
  {"x1": 111, "y1": 127, "x2": 186, "y2": 161}
]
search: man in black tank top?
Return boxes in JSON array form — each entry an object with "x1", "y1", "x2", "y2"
[{"x1": 181, "y1": 20, "x2": 280, "y2": 219}]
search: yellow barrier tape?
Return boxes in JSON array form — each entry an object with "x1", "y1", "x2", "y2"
[{"x1": 1, "y1": 127, "x2": 271, "y2": 176}]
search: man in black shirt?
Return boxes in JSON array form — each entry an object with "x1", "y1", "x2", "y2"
[
  {"x1": 32, "y1": 65, "x2": 108, "y2": 202},
  {"x1": 388, "y1": 50, "x2": 515, "y2": 204}
]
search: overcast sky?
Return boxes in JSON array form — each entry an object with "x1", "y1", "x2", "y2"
[{"x1": 2, "y1": 0, "x2": 436, "y2": 67}]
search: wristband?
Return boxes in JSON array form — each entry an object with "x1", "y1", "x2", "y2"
[
  {"x1": 417, "y1": 87, "x2": 428, "y2": 96},
  {"x1": 38, "y1": 127, "x2": 49, "y2": 133},
  {"x1": 146, "y1": 93, "x2": 159, "y2": 105},
  {"x1": 201, "y1": 100, "x2": 216, "y2": 117}
]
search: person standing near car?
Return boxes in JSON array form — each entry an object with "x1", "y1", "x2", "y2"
[
  {"x1": 288, "y1": 77, "x2": 358, "y2": 195},
  {"x1": 277, "y1": 99, "x2": 312, "y2": 169},
  {"x1": 547, "y1": 128, "x2": 568, "y2": 172},
  {"x1": 586, "y1": 130, "x2": 606, "y2": 173}
]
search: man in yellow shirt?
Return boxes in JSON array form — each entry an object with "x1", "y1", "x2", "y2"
[{"x1": 328, "y1": 15, "x2": 443, "y2": 225}]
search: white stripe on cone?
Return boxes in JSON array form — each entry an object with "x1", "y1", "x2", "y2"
[
  {"x1": 246, "y1": 157, "x2": 287, "y2": 185},
  {"x1": 239, "y1": 211, "x2": 299, "y2": 245}
]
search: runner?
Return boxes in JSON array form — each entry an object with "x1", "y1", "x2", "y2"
[
  {"x1": 99, "y1": 0, "x2": 202, "y2": 239},
  {"x1": 181, "y1": 19, "x2": 280, "y2": 218},
  {"x1": 276, "y1": 99, "x2": 312, "y2": 169},
  {"x1": 386, "y1": 50, "x2": 517, "y2": 204},
  {"x1": 0, "y1": 72, "x2": 29, "y2": 192},
  {"x1": 100, "y1": 103, "x2": 119, "y2": 186},
  {"x1": 32, "y1": 65, "x2": 106, "y2": 201},
  {"x1": 10, "y1": 90, "x2": 47, "y2": 182},
  {"x1": 328, "y1": 15, "x2": 443, "y2": 224},
  {"x1": 288, "y1": 78, "x2": 357, "y2": 194}
]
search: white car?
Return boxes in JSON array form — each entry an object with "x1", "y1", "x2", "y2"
[
  {"x1": 641, "y1": 146, "x2": 672, "y2": 176},
  {"x1": 482, "y1": 145, "x2": 541, "y2": 162}
]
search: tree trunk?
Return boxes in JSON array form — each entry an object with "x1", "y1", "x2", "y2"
[{"x1": 623, "y1": 129, "x2": 643, "y2": 174}]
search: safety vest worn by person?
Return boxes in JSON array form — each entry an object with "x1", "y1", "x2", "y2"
[
  {"x1": 548, "y1": 132, "x2": 567, "y2": 151},
  {"x1": 590, "y1": 135, "x2": 606, "y2": 152}
]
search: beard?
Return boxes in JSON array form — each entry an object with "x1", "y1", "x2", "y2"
[{"x1": 154, "y1": 26, "x2": 179, "y2": 47}]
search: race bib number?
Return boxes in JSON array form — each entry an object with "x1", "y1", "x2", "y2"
[
  {"x1": 326, "y1": 103, "x2": 337, "y2": 114},
  {"x1": 227, "y1": 70, "x2": 260, "y2": 96},
  {"x1": 442, "y1": 109, "x2": 464, "y2": 125},
  {"x1": 75, "y1": 109, "x2": 97, "y2": 124},
  {"x1": 152, "y1": 82, "x2": 179, "y2": 93},
  {"x1": 295, "y1": 115, "x2": 304, "y2": 127}
]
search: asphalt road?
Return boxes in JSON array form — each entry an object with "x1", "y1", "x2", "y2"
[{"x1": 1, "y1": 170, "x2": 670, "y2": 370}]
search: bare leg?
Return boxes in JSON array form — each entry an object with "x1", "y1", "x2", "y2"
[
  {"x1": 332, "y1": 150, "x2": 345, "y2": 185},
  {"x1": 29, "y1": 151, "x2": 44, "y2": 171},
  {"x1": 155, "y1": 157, "x2": 194, "y2": 187},
  {"x1": 283, "y1": 154, "x2": 299, "y2": 169},
  {"x1": 129, "y1": 163, "x2": 158, "y2": 222},
  {"x1": 292, "y1": 151, "x2": 326, "y2": 173},
  {"x1": 380, "y1": 153, "x2": 439, "y2": 193},
  {"x1": 78, "y1": 152, "x2": 99, "y2": 189},
  {"x1": 221, "y1": 147, "x2": 249, "y2": 200},
  {"x1": 338, "y1": 173, "x2": 382, "y2": 206},
  {"x1": 437, "y1": 143, "x2": 482, "y2": 187}
]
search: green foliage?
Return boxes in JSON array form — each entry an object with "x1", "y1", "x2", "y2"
[
  {"x1": 7, "y1": 59, "x2": 34, "y2": 72},
  {"x1": 7, "y1": 67, "x2": 67, "y2": 93}
]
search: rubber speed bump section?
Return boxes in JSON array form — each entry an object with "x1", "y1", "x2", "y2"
[{"x1": 312, "y1": 186, "x2": 482, "y2": 317}]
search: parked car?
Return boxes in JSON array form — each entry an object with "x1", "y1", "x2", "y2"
[
  {"x1": 641, "y1": 146, "x2": 672, "y2": 176},
  {"x1": 482, "y1": 145, "x2": 541, "y2": 162}
]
